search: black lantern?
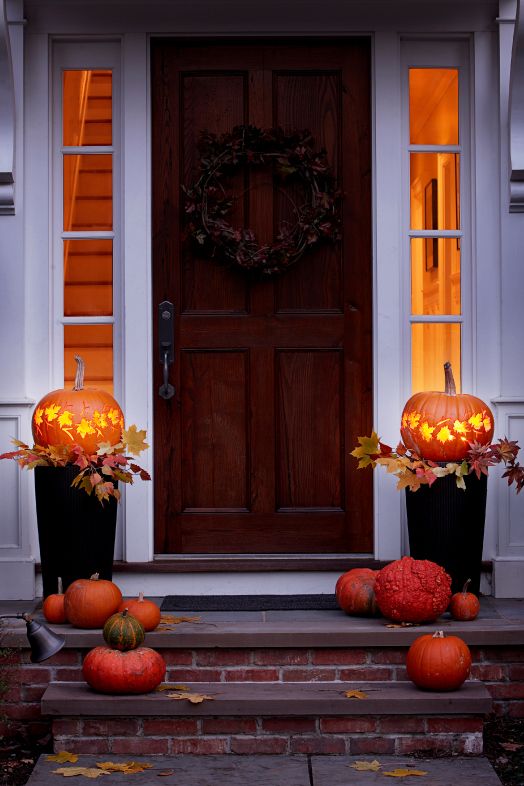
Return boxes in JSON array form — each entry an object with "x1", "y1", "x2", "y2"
[{"x1": 0, "y1": 613, "x2": 66, "y2": 662}]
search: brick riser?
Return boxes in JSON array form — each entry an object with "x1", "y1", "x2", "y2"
[{"x1": 51, "y1": 715, "x2": 484, "y2": 756}]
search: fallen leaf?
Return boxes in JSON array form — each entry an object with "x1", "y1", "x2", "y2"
[
  {"x1": 157, "y1": 770, "x2": 175, "y2": 777},
  {"x1": 156, "y1": 683, "x2": 189, "y2": 692},
  {"x1": 52, "y1": 768, "x2": 110, "y2": 778},
  {"x1": 351, "y1": 759, "x2": 382, "y2": 771},
  {"x1": 501, "y1": 742, "x2": 524, "y2": 751},
  {"x1": 386, "y1": 622, "x2": 419, "y2": 628},
  {"x1": 166, "y1": 691, "x2": 214, "y2": 704},
  {"x1": 47, "y1": 753, "x2": 79, "y2": 764},
  {"x1": 96, "y1": 762, "x2": 154, "y2": 773},
  {"x1": 344, "y1": 689, "x2": 368, "y2": 699},
  {"x1": 383, "y1": 768, "x2": 428, "y2": 778},
  {"x1": 159, "y1": 615, "x2": 200, "y2": 625}
]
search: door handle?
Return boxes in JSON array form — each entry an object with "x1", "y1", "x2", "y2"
[{"x1": 158, "y1": 300, "x2": 175, "y2": 400}]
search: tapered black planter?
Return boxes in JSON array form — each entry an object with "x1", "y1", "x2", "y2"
[
  {"x1": 35, "y1": 466, "x2": 118, "y2": 598},
  {"x1": 405, "y1": 471, "x2": 487, "y2": 596}
]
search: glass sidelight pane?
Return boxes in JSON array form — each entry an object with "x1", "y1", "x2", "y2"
[
  {"x1": 411, "y1": 238, "x2": 460, "y2": 315},
  {"x1": 409, "y1": 68, "x2": 458, "y2": 145},
  {"x1": 411, "y1": 323, "x2": 461, "y2": 393},
  {"x1": 64, "y1": 239, "x2": 113, "y2": 316},
  {"x1": 410, "y1": 153, "x2": 460, "y2": 230},
  {"x1": 63, "y1": 70, "x2": 112, "y2": 146},
  {"x1": 63, "y1": 154, "x2": 112, "y2": 231},
  {"x1": 64, "y1": 324, "x2": 114, "y2": 393}
]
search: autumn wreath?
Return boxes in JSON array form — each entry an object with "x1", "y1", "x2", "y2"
[{"x1": 183, "y1": 125, "x2": 341, "y2": 276}]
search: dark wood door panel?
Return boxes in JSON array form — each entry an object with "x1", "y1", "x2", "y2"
[{"x1": 152, "y1": 39, "x2": 373, "y2": 555}]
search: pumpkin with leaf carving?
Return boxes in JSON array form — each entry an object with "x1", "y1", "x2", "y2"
[
  {"x1": 32, "y1": 355, "x2": 124, "y2": 454},
  {"x1": 400, "y1": 362, "x2": 494, "y2": 462}
]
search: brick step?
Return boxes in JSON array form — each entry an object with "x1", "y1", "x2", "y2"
[
  {"x1": 27, "y1": 754, "x2": 503, "y2": 784},
  {"x1": 42, "y1": 681, "x2": 491, "y2": 755}
]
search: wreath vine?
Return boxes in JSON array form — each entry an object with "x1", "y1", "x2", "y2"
[{"x1": 183, "y1": 125, "x2": 341, "y2": 276}]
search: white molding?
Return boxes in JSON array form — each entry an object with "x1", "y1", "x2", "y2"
[{"x1": 509, "y1": 0, "x2": 524, "y2": 210}]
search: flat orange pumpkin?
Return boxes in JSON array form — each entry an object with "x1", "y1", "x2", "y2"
[
  {"x1": 32, "y1": 355, "x2": 124, "y2": 454},
  {"x1": 400, "y1": 362, "x2": 494, "y2": 462}
]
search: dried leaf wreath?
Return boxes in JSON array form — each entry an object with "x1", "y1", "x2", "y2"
[{"x1": 183, "y1": 125, "x2": 341, "y2": 276}]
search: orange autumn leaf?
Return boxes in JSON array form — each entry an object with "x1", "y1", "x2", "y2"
[
  {"x1": 159, "y1": 615, "x2": 200, "y2": 625},
  {"x1": 52, "y1": 768, "x2": 109, "y2": 779},
  {"x1": 96, "y1": 762, "x2": 153, "y2": 774},
  {"x1": 47, "y1": 753, "x2": 79, "y2": 764},
  {"x1": 344, "y1": 689, "x2": 368, "y2": 699},
  {"x1": 165, "y1": 691, "x2": 214, "y2": 704},
  {"x1": 383, "y1": 768, "x2": 428, "y2": 778},
  {"x1": 350, "y1": 759, "x2": 381, "y2": 771}
]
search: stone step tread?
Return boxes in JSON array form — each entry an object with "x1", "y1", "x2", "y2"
[
  {"x1": 27, "y1": 754, "x2": 502, "y2": 786},
  {"x1": 42, "y1": 680, "x2": 492, "y2": 717}
]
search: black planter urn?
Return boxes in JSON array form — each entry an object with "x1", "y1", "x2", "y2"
[
  {"x1": 405, "y1": 471, "x2": 487, "y2": 596},
  {"x1": 34, "y1": 465, "x2": 118, "y2": 598}
]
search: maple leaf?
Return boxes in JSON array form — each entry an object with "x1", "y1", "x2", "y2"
[
  {"x1": 408, "y1": 412, "x2": 421, "y2": 429},
  {"x1": 396, "y1": 472, "x2": 422, "y2": 492},
  {"x1": 453, "y1": 419, "x2": 468, "y2": 435},
  {"x1": 166, "y1": 691, "x2": 214, "y2": 704},
  {"x1": 436, "y1": 426, "x2": 455, "y2": 444},
  {"x1": 351, "y1": 760, "x2": 381, "y2": 771},
  {"x1": 76, "y1": 419, "x2": 96, "y2": 439},
  {"x1": 419, "y1": 422, "x2": 435, "y2": 441},
  {"x1": 96, "y1": 762, "x2": 153, "y2": 773},
  {"x1": 93, "y1": 411, "x2": 108, "y2": 429},
  {"x1": 52, "y1": 768, "x2": 110, "y2": 779},
  {"x1": 157, "y1": 770, "x2": 175, "y2": 777},
  {"x1": 90, "y1": 472, "x2": 103, "y2": 487},
  {"x1": 45, "y1": 404, "x2": 62, "y2": 422},
  {"x1": 34, "y1": 408, "x2": 44, "y2": 427},
  {"x1": 483, "y1": 416, "x2": 492, "y2": 432},
  {"x1": 156, "y1": 683, "x2": 189, "y2": 691},
  {"x1": 350, "y1": 432, "x2": 381, "y2": 468},
  {"x1": 344, "y1": 689, "x2": 368, "y2": 699},
  {"x1": 467, "y1": 442, "x2": 498, "y2": 479},
  {"x1": 468, "y1": 412, "x2": 484, "y2": 430},
  {"x1": 159, "y1": 615, "x2": 200, "y2": 625},
  {"x1": 495, "y1": 437, "x2": 520, "y2": 464},
  {"x1": 383, "y1": 769, "x2": 428, "y2": 778},
  {"x1": 122, "y1": 425, "x2": 149, "y2": 456},
  {"x1": 58, "y1": 411, "x2": 73, "y2": 428},
  {"x1": 502, "y1": 463, "x2": 524, "y2": 494},
  {"x1": 47, "y1": 753, "x2": 79, "y2": 764}
]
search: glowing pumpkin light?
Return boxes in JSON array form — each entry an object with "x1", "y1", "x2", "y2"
[
  {"x1": 32, "y1": 355, "x2": 124, "y2": 454},
  {"x1": 400, "y1": 362, "x2": 494, "y2": 462}
]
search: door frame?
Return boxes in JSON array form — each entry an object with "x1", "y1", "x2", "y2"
[{"x1": 116, "y1": 31, "x2": 404, "y2": 565}]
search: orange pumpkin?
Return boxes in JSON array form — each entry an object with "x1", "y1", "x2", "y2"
[
  {"x1": 42, "y1": 577, "x2": 67, "y2": 624},
  {"x1": 32, "y1": 355, "x2": 124, "y2": 454},
  {"x1": 449, "y1": 579, "x2": 480, "y2": 621},
  {"x1": 335, "y1": 568, "x2": 380, "y2": 616},
  {"x1": 82, "y1": 646, "x2": 166, "y2": 694},
  {"x1": 406, "y1": 630, "x2": 472, "y2": 691},
  {"x1": 118, "y1": 592, "x2": 161, "y2": 632},
  {"x1": 64, "y1": 573, "x2": 122, "y2": 629},
  {"x1": 400, "y1": 362, "x2": 494, "y2": 462}
]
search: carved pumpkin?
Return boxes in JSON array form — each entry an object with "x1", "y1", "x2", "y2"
[
  {"x1": 82, "y1": 646, "x2": 166, "y2": 694},
  {"x1": 449, "y1": 579, "x2": 480, "y2": 621},
  {"x1": 64, "y1": 573, "x2": 122, "y2": 629},
  {"x1": 335, "y1": 568, "x2": 380, "y2": 616},
  {"x1": 103, "y1": 609, "x2": 145, "y2": 651},
  {"x1": 400, "y1": 362, "x2": 494, "y2": 462},
  {"x1": 406, "y1": 630, "x2": 472, "y2": 691},
  {"x1": 118, "y1": 592, "x2": 161, "y2": 632},
  {"x1": 32, "y1": 355, "x2": 124, "y2": 454},
  {"x1": 42, "y1": 577, "x2": 67, "y2": 624},
  {"x1": 374, "y1": 556, "x2": 452, "y2": 623}
]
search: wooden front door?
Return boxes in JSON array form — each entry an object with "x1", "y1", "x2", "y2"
[{"x1": 152, "y1": 40, "x2": 372, "y2": 555}]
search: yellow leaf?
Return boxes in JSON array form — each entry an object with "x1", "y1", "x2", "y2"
[
  {"x1": 419, "y1": 422, "x2": 435, "y2": 441},
  {"x1": 483, "y1": 416, "x2": 492, "y2": 432},
  {"x1": 58, "y1": 410, "x2": 74, "y2": 428},
  {"x1": 156, "y1": 683, "x2": 189, "y2": 691},
  {"x1": 165, "y1": 691, "x2": 214, "y2": 704},
  {"x1": 344, "y1": 689, "x2": 368, "y2": 699},
  {"x1": 436, "y1": 426, "x2": 455, "y2": 444},
  {"x1": 96, "y1": 762, "x2": 153, "y2": 774},
  {"x1": 76, "y1": 419, "x2": 96, "y2": 439},
  {"x1": 45, "y1": 404, "x2": 62, "y2": 423},
  {"x1": 33, "y1": 409, "x2": 44, "y2": 427},
  {"x1": 383, "y1": 769, "x2": 428, "y2": 778},
  {"x1": 408, "y1": 412, "x2": 421, "y2": 429},
  {"x1": 468, "y1": 412, "x2": 483, "y2": 430},
  {"x1": 47, "y1": 753, "x2": 79, "y2": 764},
  {"x1": 159, "y1": 615, "x2": 200, "y2": 625},
  {"x1": 453, "y1": 419, "x2": 468, "y2": 435},
  {"x1": 122, "y1": 425, "x2": 149, "y2": 456},
  {"x1": 351, "y1": 759, "x2": 381, "y2": 771},
  {"x1": 350, "y1": 432, "x2": 381, "y2": 468},
  {"x1": 52, "y1": 768, "x2": 110, "y2": 778}
]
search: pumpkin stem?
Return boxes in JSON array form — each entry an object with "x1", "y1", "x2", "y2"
[
  {"x1": 90, "y1": 573, "x2": 100, "y2": 581},
  {"x1": 444, "y1": 362, "x2": 457, "y2": 396},
  {"x1": 57, "y1": 577, "x2": 63, "y2": 594},
  {"x1": 138, "y1": 592, "x2": 144, "y2": 603},
  {"x1": 122, "y1": 608, "x2": 128, "y2": 617},
  {"x1": 73, "y1": 355, "x2": 85, "y2": 391},
  {"x1": 462, "y1": 579, "x2": 472, "y2": 595},
  {"x1": 432, "y1": 630, "x2": 445, "y2": 639}
]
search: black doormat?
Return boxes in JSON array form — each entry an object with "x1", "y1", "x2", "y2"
[{"x1": 160, "y1": 594, "x2": 339, "y2": 612}]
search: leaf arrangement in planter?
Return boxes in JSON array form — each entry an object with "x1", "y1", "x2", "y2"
[
  {"x1": 351, "y1": 363, "x2": 524, "y2": 493},
  {"x1": 0, "y1": 356, "x2": 150, "y2": 503}
]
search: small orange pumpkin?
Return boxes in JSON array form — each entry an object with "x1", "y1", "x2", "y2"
[
  {"x1": 64, "y1": 573, "x2": 122, "y2": 629},
  {"x1": 400, "y1": 362, "x2": 494, "y2": 462},
  {"x1": 335, "y1": 568, "x2": 380, "y2": 616},
  {"x1": 118, "y1": 592, "x2": 161, "y2": 632},
  {"x1": 449, "y1": 579, "x2": 480, "y2": 621},
  {"x1": 42, "y1": 577, "x2": 67, "y2": 624},
  {"x1": 32, "y1": 355, "x2": 124, "y2": 454},
  {"x1": 406, "y1": 630, "x2": 471, "y2": 691}
]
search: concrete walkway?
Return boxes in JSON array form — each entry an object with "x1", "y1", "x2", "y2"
[{"x1": 27, "y1": 754, "x2": 502, "y2": 785}]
